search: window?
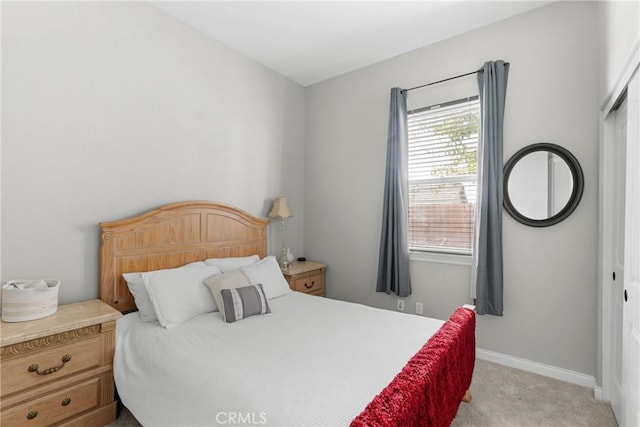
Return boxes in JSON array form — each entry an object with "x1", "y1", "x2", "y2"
[{"x1": 407, "y1": 96, "x2": 479, "y2": 255}]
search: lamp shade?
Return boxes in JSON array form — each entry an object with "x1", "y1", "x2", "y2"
[{"x1": 268, "y1": 196, "x2": 293, "y2": 218}]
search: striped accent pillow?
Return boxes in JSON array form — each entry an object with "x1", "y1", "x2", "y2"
[{"x1": 219, "y1": 284, "x2": 271, "y2": 323}]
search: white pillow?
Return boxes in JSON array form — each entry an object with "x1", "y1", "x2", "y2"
[
  {"x1": 122, "y1": 261, "x2": 207, "y2": 322},
  {"x1": 241, "y1": 256, "x2": 292, "y2": 300},
  {"x1": 204, "y1": 255, "x2": 260, "y2": 272},
  {"x1": 143, "y1": 266, "x2": 221, "y2": 329}
]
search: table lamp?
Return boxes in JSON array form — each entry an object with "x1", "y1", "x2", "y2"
[{"x1": 268, "y1": 196, "x2": 293, "y2": 268}]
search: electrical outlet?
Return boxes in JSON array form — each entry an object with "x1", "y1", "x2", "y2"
[
  {"x1": 397, "y1": 299, "x2": 405, "y2": 311},
  {"x1": 416, "y1": 302, "x2": 424, "y2": 315}
]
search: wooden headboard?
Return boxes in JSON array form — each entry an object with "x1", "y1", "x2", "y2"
[{"x1": 99, "y1": 201, "x2": 269, "y2": 313}]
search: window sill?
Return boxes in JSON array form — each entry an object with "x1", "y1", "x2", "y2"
[{"x1": 409, "y1": 250, "x2": 472, "y2": 266}]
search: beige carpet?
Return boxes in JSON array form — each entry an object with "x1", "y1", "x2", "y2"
[
  {"x1": 453, "y1": 360, "x2": 617, "y2": 426},
  {"x1": 109, "y1": 359, "x2": 617, "y2": 426}
]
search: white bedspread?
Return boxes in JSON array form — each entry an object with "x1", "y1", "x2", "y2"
[{"x1": 114, "y1": 292, "x2": 445, "y2": 426}]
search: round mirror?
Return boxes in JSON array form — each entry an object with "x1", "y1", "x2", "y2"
[{"x1": 503, "y1": 143, "x2": 584, "y2": 227}]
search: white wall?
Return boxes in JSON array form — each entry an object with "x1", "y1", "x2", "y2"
[
  {"x1": 1, "y1": 1, "x2": 306, "y2": 304},
  {"x1": 305, "y1": 1, "x2": 599, "y2": 376},
  {"x1": 598, "y1": 0, "x2": 640, "y2": 106}
]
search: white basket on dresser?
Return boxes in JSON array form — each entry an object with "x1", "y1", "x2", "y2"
[{"x1": 1, "y1": 279, "x2": 60, "y2": 322}]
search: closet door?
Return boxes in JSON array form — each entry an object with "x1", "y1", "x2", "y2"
[
  {"x1": 622, "y1": 68, "x2": 640, "y2": 427},
  {"x1": 609, "y1": 97, "x2": 626, "y2": 423}
]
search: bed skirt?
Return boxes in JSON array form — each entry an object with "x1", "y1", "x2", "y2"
[{"x1": 351, "y1": 306, "x2": 476, "y2": 427}]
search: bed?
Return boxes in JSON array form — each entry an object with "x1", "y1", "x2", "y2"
[{"x1": 99, "y1": 201, "x2": 475, "y2": 427}]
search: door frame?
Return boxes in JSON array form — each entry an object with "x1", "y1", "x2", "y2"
[
  {"x1": 599, "y1": 98, "x2": 617, "y2": 402},
  {"x1": 599, "y1": 47, "x2": 640, "y2": 402}
]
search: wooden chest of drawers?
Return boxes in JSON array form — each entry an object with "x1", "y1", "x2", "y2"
[
  {"x1": 1, "y1": 300, "x2": 122, "y2": 427},
  {"x1": 282, "y1": 261, "x2": 327, "y2": 296}
]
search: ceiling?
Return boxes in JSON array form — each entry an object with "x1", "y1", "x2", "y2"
[{"x1": 152, "y1": 1, "x2": 551, "y2": 87}]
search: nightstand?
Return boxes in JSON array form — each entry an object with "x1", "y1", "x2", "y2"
[
  {"x1": 282, "y1": 261, "x2": 327, "y2": 296},
  {"x1": 0, "y1": 299, "x2": 122, "y2": 427}
]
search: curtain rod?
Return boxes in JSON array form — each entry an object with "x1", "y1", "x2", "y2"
[{"x1": 401, "y1": 62, "x2": 509, "y2": 94}]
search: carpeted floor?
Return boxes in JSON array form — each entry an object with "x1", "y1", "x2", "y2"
[
  {"x1": 452, "y1": 360, "x2": 617, "y2": 426},
  {"x1": 108, "y1": 359, "x2": 617, "y2": 426}
]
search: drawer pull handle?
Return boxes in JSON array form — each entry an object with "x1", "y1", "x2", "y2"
[
  {"x1": 26, "y1": 410, "x2": 38, "y2": 420},
  {"x1": 61, "y1": 397, "x2": 71, "y2": 406},
  {"x1": 304, "y1": 281, "x2": 314, "y2": 289},
  {"x1": 28, "y1": 354, "x2": 71, "y2": 375}
]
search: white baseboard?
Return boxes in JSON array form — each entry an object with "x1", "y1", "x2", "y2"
[
  {"x1": 593, "y1": 385, "x2": 603, "y2": 401},
  {"x1": 476, "y1": 348, "x2": 597, "y2": 391}
]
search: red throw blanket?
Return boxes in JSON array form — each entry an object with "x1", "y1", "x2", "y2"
[{"x1": 351, "y1": 307, "x2": 475, "y2": 427}]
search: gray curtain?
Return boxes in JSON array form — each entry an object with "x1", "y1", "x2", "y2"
[
  {"x1": 376, "y1": 88, "x2": 411, "y2": 297},
  {"x1": 473, "y1": 60, "x2": 509, "y2": 316}
]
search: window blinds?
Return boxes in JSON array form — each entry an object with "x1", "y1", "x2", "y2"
[{"x1": 407, "y1": 97, "x2": 479, "y2": 254}]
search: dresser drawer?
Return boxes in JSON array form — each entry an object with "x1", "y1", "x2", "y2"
[
  {"x1": 291, "y1": 273, "x2": 324, "y2": 295},
  {"x1": 1, "y1": 376, "x2": 101, "y2": 427},
  {"x1": 1, "y1": 336, "x2": 101, "y2": 397}
]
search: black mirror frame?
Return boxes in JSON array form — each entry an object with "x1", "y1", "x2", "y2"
[{"x1": 503, "y1": 142, "x2": 584, "y2": 227}]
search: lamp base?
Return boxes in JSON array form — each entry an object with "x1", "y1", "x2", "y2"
[
  {"x1": 279, "y1": 247, "x2": 290, "y2": 269},
  {"x1": 279, "y1": 258, "x2": 290, "y2": 269}
]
